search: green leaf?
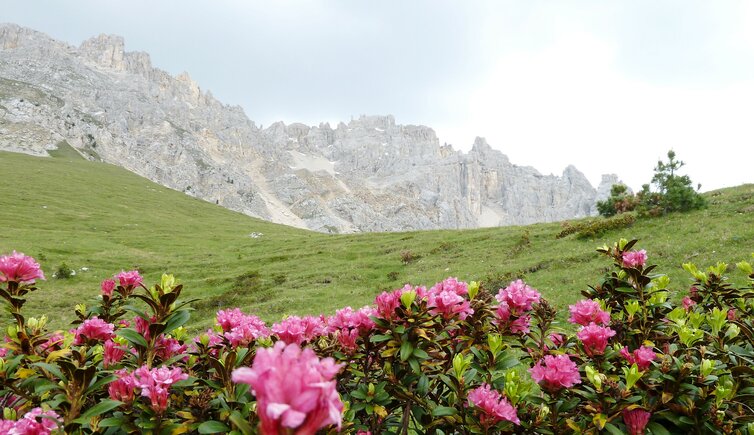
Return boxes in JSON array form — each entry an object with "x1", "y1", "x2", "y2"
[
  {"x1": 431, "y1": 406, "x2": 457, "y2": 417},
  {"x1": 163, "y1": 309, "x2": 191, "y2": 336},
  {"x1": 400, "y1": 340, "x2": 414, "y2": 362},
  {"x1": 198, "y1": 421, "x2": 231, "y2": 434},
  {"x1": 604, "y1": 422, "x2": 624, "y2": 435},
  {"x1": 369, "y1": 334, "x2": 392, "y2": 343},
  {"x1": 229, "y1": 411, "x2": 254, "y2": 435},
  {"x1": 73, "y1": 400, "x2": 123, "y2": 424},
  {"x1": 116, "y1": 328, "x2": 149, "y2": 349},
  {"x1": 647, "y1": 422, "x2": 673, "y2": 435},
  {"x1": 31, "y1": 362, "x2": 67, "y2": 381},
  {"x1": 98, "y1": 416, "x2": 127, "y2": 428}
]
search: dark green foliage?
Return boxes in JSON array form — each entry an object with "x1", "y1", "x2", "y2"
[
  {"x1": 556, "y1": 213, "x2": 636, "y2": 239},
  {"x1": 55, "y1": 262, "x2": 74, "y2": 279},
  {"x1": 596, "y1": 184, "x2": 637, "y2": 217}
]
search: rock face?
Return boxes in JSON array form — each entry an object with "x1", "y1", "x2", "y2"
[{"x1": 0, "y1": 24, "x2": 608, "y2": 232}]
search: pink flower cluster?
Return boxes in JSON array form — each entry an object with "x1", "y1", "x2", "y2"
[
  {"x1": 494, "y1": 280, "x2": 541, "y2": 334},
  {"x1": 576, "y1": 323, "x2": 616, "y2": 356},
  {"x1": 327, "y1": 306, "x2": 377, "y2": 350},
  {"x1": 0, "y1": 251, "x2": 45, "y2": 284},
  {"x1": 0, "y1": 407, "x2": 61, "y2": 434},
  {"x1": 232, "y1": 341, "x2": 343, "y2": 434},
  {"x1": 620, "y1": 346, "x2": 656, "y2": 371},
  {"x1": 622, "y1": 249, "x2": 648, "y2": 268},
  {"x1": 217, "y1": 308, "x2": 271, "y2": 347},
  {"x1": 103, "y1": 339, "x2": 127, "y2": 368},
  {"x1": 116, "y1": 270, "x2": 143, "y2": 288},
  {"x1": 568, "y1": 299, "x2": 610, "y2": 326},
  {"x1": 73, "y1": 317, "x2": 115, "y2": 345},
  {"x1": 272, "y1": 315, "x2": 327, "y2": 346},
  {"x1": 108, "y1": 365, "x2": 188, "y2": 414},
  {"x1": 101, "y1": 278, "x2": 116, "y2": 297},
  {"x1": 467, "y1": 383, "x2": 520, "y2": 427},
  {"x1": 529, "y1": 354, "x2": 581, "y2": 393},
  {"x1": 375, "y1": 284, "x2": 414, "y2": 320},
  {"x1": 622, "y1": 408, "x2": 651, "y2": 435},
  {"x1": 427, "y1": 290, "x2": 474, "y2": 320}
]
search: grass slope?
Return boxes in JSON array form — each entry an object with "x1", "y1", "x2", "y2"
[{"x1": 1, "y1": 150, "x2": 753, "y2": 331}]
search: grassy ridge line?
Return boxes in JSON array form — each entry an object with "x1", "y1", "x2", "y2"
[{"x1": 1, "y1": 150, "x2": 753, "y2": 331}]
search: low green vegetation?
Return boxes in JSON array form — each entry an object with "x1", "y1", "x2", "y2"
[{"x1": 1, "y1": 150, "x2": 752, "y2": 331}]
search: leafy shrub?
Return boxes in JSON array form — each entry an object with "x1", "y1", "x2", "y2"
[
  {"x1": 556, "y1": 213, "x2": 636, "y2": 239},
  {"x1": 0, "y1": 242, "x2": 753, "y2": 434},
  {"x1": 596, "y1": 183, "x2": 638, "y2": 217},
  {"x1": 400, "y1": 250, "x2": 420, "y2": 264},
  {"x1": 54, "y1": 262, "x2": 74, "y2": 279}
]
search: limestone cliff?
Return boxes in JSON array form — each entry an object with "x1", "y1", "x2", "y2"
[{"x1": 0, "y1": 24, "x2": 614, "y2": 232}]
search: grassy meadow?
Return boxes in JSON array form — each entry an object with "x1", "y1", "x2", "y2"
[{"x1": 1, "y1": 149, "x2": 753, "y2": 331}]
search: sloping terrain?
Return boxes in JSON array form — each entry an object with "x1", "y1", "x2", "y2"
[{"x1": 2, "y1": 150, "x2": 753, "y2": 331}]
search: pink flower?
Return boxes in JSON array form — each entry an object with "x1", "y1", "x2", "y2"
[
  {"x1": 576, "y1": 323, "x2": 616, "y2": 356},
  {"x1": 38, "y1": 332, "x2": 64, "y2": 354},
  {"x1": 216, "y1": 308, "x2": 270, "y2": 347},
  {"x1": 375, "y1": 287, "x2": 405, "y2": 320},
  {"x1": 622, "y1": 408, "x2": 651, "y2": 435},
  {"x1": 682, "y1": 296, "x2": 696, "y2": 311},
  {"x1": 620, "y1": 346, "x2": 657, "y2": 371},
  {"x1": 108, "y1": 369, "x2": 137, "y2": 403},
  {"x1": 232, "y1": 341, "x2": 344, "y2": 434},
  {"x1": 427, "y1": 290, "x2": 474, "y2": 320},
  {"x1": 622, "y1": 250, "x2": 647, "y2": 268},
  {"x1": 568, "y1": 300, "x2": 611, "y2": 326},
  {"x1": 4, "y1": 407, "x2": 61, "y2": 434},
  {"x1": 327, "y1": 306, "x2": 376, "y2": 334},
  {"x1": 101, "y1": 279, "x2": 116, "y2": 297},
  {"x1": 103, "y1": 339, "x2": 127, "y2": 368},
  {"x1": 272, "y1": 315, "x2": 327, "y2": 346},
  {"x1": 496, "y1": 280, "x2": 540, "y2": 315},
  {"x1": 132, "y1": 365, "x2": 188, "y2": 414},
  {"x1": 728, "y1": 309, "x2": 736, "y2": 321},
  {"x1": 529, "y1": 354, "x2": 581, "y2": 392},
  {"x1": 116, "y1": 270, "x2": 143, "y2": 288},
  {"x1": 356, "y1": 432, "x2": 372, "y2": 435},
  {"x1": 336, "y1": 328, "x2": 360, "y2": 351},
  {"x1": 510, "y1": 315, "x2": 531, "y2": 334},
  {"x1": 73, "y1": 317, "x2": 115, "y2": 345},
  {"x1": 154, "y1": 335, "x2": 187, "y2": 361},
  {"x1": 467, "y1": 383, "x2": 520, "y2": 427},
  {"x1": 495, "y1": 301, "x2": 511, "y2": 322},
  {"x1": 429, "y1": 277, "x2": 469, "y2": 296},
  {"x1": 0, "y1": 251, "x2": 45, "y2": 284},
  {"x1": 548, "y1": 333, "x2": 565, "y2": 348}
]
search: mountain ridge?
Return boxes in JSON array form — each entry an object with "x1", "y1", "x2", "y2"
[{"x1": 0, "y1": 23, "x2": 621, "y2": 232}]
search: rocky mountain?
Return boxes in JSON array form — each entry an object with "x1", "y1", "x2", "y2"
[{"x1": 0, "y1": 24, "x2": 619, "y2": 232}]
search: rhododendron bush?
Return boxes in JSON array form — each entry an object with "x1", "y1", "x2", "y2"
[{"x1": 0, "y1": 239, "x2": 753, "y2": 434}]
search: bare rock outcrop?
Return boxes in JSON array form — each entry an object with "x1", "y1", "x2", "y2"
[{"x1": 0, "y1": 24, "x2": 611, "y2": 232}]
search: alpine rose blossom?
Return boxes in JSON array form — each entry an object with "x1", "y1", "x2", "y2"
[
  {"x1": 217, "y1": 308, "x2": 270, "y2": 347},
  {"x1": 496, "y1": 280, "x2": 540, "y2": 314},
  {"x1": 232, "y1": 341, "x2": 344, "y2": 434},
  {"x1": 0, "y1": 251, "x2": 45, "y2": 284},
  {"x1": 272, "y1": 315, "x2": 327, "y2": 346},
  {"x1": 103, "y1": 339, "x2": 127, "y2": 368},
  {"x1": 427, "y1": 290, "x2": 474, "y2": 320},
  {"x1": 73, "y1": 317, "x2": 115, "y2": 344},
  {"x1": 101, "y1": 279, "x2": 116, "y2": 297},
  {"x1": 375, "y1": 287, "x2": 406, "y2": 320},
  {"x1": 132, "y1": 365, "x2": 188, "y2": 414},
  {"x1": 529, "y1": 354, "x2": 581, "y2": 392},
  {"x1": 467, "y1": 383, "x2": 520, "y2": 426},
  {"x1": 682, "y1": 296, "x2": 696, "y2": 311},
  {"x1": 509, "y1": 315, "x2": 531, "y2": 334},
  {"x1": 116, "y1": 270, "x2": 143, "y2": 288},
  {"x1": 620, "y1": 346, "x2": 657, "y2": 371},
  {"x1": 2, "y1": 407, "x2": 61, "y2": 434},
  {"x1": 108, "y1": 369, "x2": 137, "y2": 404},
  {"x1": 622, "y1": 408, "x2": 651, "y2": 435},
  {"x1": 576, "y1": 323, "x2": 616, "y2": 356},
  {"x1": 568, "y1": 299, "x2": 611, "y2": 326},
  {"x1": 429, "y1": 277, "x2": 469, "y2": 296},
  {"x1": 622, "y1": 250, "x2": 648, "y2": 268}
]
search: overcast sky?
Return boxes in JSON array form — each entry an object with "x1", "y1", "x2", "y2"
[{"x1": 4, "y1": 1, "x2": 754, "y2": 191}]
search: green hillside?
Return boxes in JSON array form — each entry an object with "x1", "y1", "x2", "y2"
[{"x1": 1, "y1": 149, "x2": 752, "y2": 331}]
